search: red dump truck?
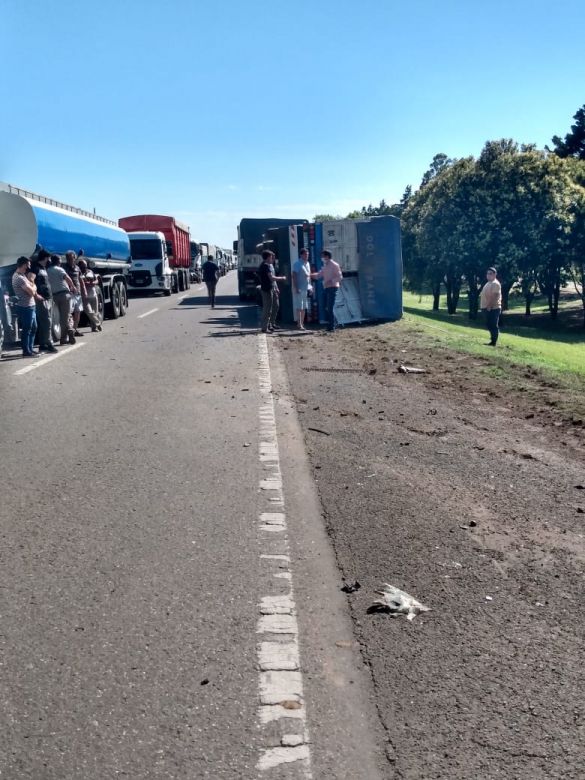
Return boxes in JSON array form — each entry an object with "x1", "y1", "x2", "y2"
[{"x1": 119, "y1": 214, "x2": 191, "y2": 295}]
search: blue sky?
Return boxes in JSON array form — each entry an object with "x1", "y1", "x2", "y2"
[{"x1": 1, "y1": 0, "x2": 584, "y2": 246}]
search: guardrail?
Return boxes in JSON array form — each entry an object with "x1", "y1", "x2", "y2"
[{"x1": 0, "y1": 182, "x2": 117, "y2": 226}]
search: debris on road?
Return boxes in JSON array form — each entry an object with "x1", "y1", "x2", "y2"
[
  {"x1": 341, "y1": 581, "x2": 361, "y2": 594},
  {"x1": 308, "y1": 427, "x2": 331, "y2": 436},
  {"x1": 367, "y1": 584, "x2": 430, "y2": 621},
  {"x1": 398, "y1": 364, "x2": 427, "y2": 374}
]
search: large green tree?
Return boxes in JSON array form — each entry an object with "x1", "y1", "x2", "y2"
[{"x1": 551, "y1": 104, "x2": 585, "y2": 160}]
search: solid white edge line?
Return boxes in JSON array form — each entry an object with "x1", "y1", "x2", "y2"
[
  {"x1": 14, "y1": 342, "x2": 87, "y2": 375},
  {"x1": 137, "y1": 308, "x2": 159, "y2": 319}
]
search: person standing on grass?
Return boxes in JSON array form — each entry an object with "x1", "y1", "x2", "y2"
[
  {"x1": 258, "y1": 250, "x2": 285, "y2": 333},
  {"x1": 202, "y1": 254, "x2": 220, "y2": 308},
  {"x1": 292, "y1": 248, "x2": 311, "y2": 330},
  {"x1": 311, "y1": 249, "x2": 343, "y2": 332},
  {"x1": 480, "y1": 267, "x2": 502, "y2": 346},
  {"x1": 31, "y1": 249, "x2": 58, "y2": 353},
  {"x1": 11, "y1": 256, "x2": 43, "y2": 357}
]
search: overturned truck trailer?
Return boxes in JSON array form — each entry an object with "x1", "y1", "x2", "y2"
[{"x1": 0, "y1": 183, "x2": 131, "y2": 347}]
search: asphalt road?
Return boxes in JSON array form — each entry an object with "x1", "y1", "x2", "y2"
[{"x1": 0, "y1": 274, "x2": 385, "y2": 779}]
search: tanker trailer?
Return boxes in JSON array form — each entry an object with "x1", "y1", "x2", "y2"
[{"x1": 0, "y1": 183, "x2": 131, "y2": 345}]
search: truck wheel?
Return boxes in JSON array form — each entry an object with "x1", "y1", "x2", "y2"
[
  {"x1": 51, "y1": 300, "x2": 62, "y2": 343},
  {"x1": 108, "y1": 282, "x2": 121, "y2": 319},
  {"x1": 164, "y1": 287, "x2": 171, "y2": 296},
  {"x1": 96, "y1": 287, "x2": 105, "y2": 322},
  {"x1": 118, "y1": 283, "x2": 127, "y2": 316},
  {"x1": 172, "y1": 276, "x2": 178, "y2": 294}
]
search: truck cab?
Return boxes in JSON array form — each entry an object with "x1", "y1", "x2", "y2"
[{"x1": 127, "y1": 231, "x2": 173, "y2": 295}]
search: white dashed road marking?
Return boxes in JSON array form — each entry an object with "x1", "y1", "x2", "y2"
[
  {"x1": 137, "y1": 308, "x2": 159, "y2": 319},
  {"x1": 14, "y1": 342, "x2": 87, "y2": 375},
  {"x1": 256, "y1": 334, "x2": 312, "y2": 778}
]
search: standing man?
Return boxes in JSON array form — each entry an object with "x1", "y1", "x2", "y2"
[
  {"x1": 47, "y1": 254, "x2": 76, "y2": 344},
  {"x1": 292, "y1": 248, "x2": 311, "y2": 330},
  {"x1": 311, "y1": 249, "x2": 343, "y2": 332},
  {"x1": 258, "y1": 250, "x2": 285, "y2": 333},
  {"x1": 65, "y1": 250, "x2": 85, "y2": 337},
  {"x1": 78, "y1": 258, "x2": 102, "y2": 332},
  {"x1": 12, "y1": 256, "x2": 43, "y2": 357},
  {"x1": 480, "y1": 267, "x2": 502, "y2": 346},
  {"x1": 31, "y1": 249, "x2": 57, "y2": 352},
  {"x1": 202, "y1": 254, "x2": 220, "y2": 308}
]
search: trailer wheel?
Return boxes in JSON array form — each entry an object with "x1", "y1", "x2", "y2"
[
  {"x1": 171, "y1": 275, "x2": 178, "y2": 294},
  {"x1": 51, "y1": 300, "x2": 62, "y2": 343},
  {"x1": 118, "y1": 283, "x2": 127, "y2": 316},
  {"x1": 96, "y1": 287, "x2": 105, "y2": 322},
  {"x1": 107, "y1": 282, "x2": 121, "y2": 318},
  {"x1": 164, "y1": 288, "x2": 171, "y2": 297}
]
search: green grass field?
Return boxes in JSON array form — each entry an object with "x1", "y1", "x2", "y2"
[{"x1": 400, "y1": 291, "x2": 585, "y2": 378}]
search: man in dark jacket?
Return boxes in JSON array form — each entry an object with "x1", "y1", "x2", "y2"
[
  {"x1": 202, "y1": 254, "x2": 220, "y2": 308},
  {"x1": 31, "y1": 249, "x2": 57, "y2": 352}
]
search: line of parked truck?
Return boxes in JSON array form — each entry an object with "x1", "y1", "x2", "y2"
[{"x1": 0, "y1": 183, "x2": 235, "y2": 350}]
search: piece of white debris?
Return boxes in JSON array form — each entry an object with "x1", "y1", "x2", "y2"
[
  {"x1": 485, "y1": 596, "x2": 493, "y2": 601},
  {"x1": 368, "y1": 584, "x2": 430, "y2": 621}
]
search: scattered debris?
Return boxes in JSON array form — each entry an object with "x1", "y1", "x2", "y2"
[
  {"x1": 341, "y1": 581, "x2": 361, "y2": 594},
  {"x1": 335, "y1": 640, "x2": 354, "y2": 648},
  {"x1": 367, "y1": 584, "x2": 430, "y2": 621},
  {"x1": 398, "y1": 365, "x2": 427, "y2": 374},
  {"x1": 485, "y1": 596, "x2": 493, "y2": 602},
  {"x1": 368, "y1": 368, "x2": 377, "y2": 375},
  {"x1": 308, "y1": 427, "x2": 330, "y2": 436},
  {"x1": 575, "y1": 485, "x2": 585, "y2": 490},
  {"x1": 200, "y1": 678, "x2": 210, "y2": 686},
  {"x1": 243, "y1": 443, "x2": 251, "y2": 447},
  {"x1": 281, "y1": 700, "x2": 302, "y2": 710}
]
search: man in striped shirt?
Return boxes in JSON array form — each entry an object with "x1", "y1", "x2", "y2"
[{"x1": 12, "y1": 256, "x2": 43, "y2": 357}]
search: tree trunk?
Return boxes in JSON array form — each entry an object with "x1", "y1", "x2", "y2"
[
  {"x1": 501, "y1": 281, "x2": 513, "y2": 311},
  {"x1": 525, "y1": 294, "x2": 533, "y2": 316},
  {"x1": 445, "y1": 275, "x2": 461, "y2": 315},
  {"x1": 431, "y1": 280, "x2": 441, "y2": 311},
  {"x1": 468, "y1": 286, "x2": 480, "y2": 320}
]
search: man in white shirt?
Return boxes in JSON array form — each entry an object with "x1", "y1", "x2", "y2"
[
  {"x1": 292, "y1": 248, "x2": 311, "y2": 330},
  {"x1": 479, "y1": 267, "x2": 502, "y2": 346}
]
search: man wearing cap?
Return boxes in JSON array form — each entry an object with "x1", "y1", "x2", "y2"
[
  {"x1": 31, "y1": 249, "x2": 58, "y2": 352},
  {"x1": 480, "y1": 267, "x2": 502, "y2": 346}
]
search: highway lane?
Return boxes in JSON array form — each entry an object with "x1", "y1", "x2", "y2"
[{"x1": 0, "y1": 272, "x2": 385, "y2": 779}]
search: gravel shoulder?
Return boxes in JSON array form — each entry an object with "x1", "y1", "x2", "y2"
[{"x1": 277, "y1": 321, "x2": 585, "y2": 780}]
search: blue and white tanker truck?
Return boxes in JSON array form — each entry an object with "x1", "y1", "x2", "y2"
[{"x1": 0, "y1": 183, "x2": 131, "y2": 350}]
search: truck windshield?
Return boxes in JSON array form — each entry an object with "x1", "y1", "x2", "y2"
[{"x1": 130, "y1": 239, "x2": 162, "y2": 260}]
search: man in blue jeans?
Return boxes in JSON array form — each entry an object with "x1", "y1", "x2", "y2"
[
  {"x1": 11, "y1": 256, "x2": 43, "y2": 357},
  {"x1": 311, "y1": 250, "x2": 343, "y2": 332},
  {"x1": 479, "y1": 267, "x2": 502, "y2": 346}
]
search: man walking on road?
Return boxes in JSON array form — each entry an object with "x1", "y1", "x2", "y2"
[
  {"x1": 311, "y1": 249, "x2": 343, "y2": 332},
  {"x1": 31, "y1": 249, "x2": 57, "y2": 352},
  {"x1": 78, "y1": 258, "x2": 102, "y2": 332},
  {"x1": 202, "y1": 254, "x2": 220, "y2": 308},
  {"x1": 259, "y1": 250, "x2": 285, "y2": 333},
  {"x1": 480, "y1": 267, "x2": 502, "y2": 346}
]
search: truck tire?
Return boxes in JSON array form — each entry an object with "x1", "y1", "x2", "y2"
[
  {"x1": 171, "y1": 275, "x2": 178, "y2": 294},
  {"x1": 51, "y1": 300, "x2": 62, "y2": 343},
  {"x1": 118, "y1": 283, "x2": 127, "y2": 316},
  {"x1": 107, "y1": 282, "x2": 121, "y2": 319},
  {"x1": 96, "y1": 287, "x2": 105, "y2": 322},
  {"x1": 164, "y1": 287, "x2": 171, "y2": 297}
]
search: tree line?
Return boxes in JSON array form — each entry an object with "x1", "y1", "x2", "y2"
[{"x1": 316, "y1": 104, "x2": 585, "y2": 326}]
